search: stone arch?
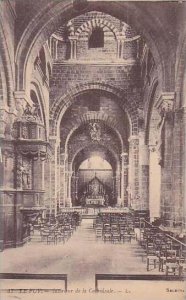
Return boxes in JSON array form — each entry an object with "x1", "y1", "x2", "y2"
[
  {"x1": 72, "y1": 143, "x2": 119, "y2": 173},
  {"x1": 50, "y1": 82, "x2": 136, "y2": 137},
  {"x1": 74, "y1": 18, "x2": 120, "y2": 40},
  {"x1": 0, "y1": 55, "x2": 8, "y2": 107},
  {"x1": 15, "y1": 1, "x2": 173, "y2": 94},
  {"x1": 175, "y1": 32, "x2": 186, "y2": 109},
  {"x1": 62, "y1": 111, "x2": 127, "y2": 152},
  {"x1": 68, "y1": 128, "x2": 121, "y2": 163},
  {"x1": 0, "y1": 20, "x2": 14, "y2": 108}
]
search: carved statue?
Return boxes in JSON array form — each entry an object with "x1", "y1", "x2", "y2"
[
  {"x1": 22, "y1": 103, "x2": 41, "y2": 122},
  {"x1": 156, "y1": 109, "x2": 166, "y2": 166},
  {"x1": 23, "y1": 104, "x2": 33, "y2": 116},
  {"x1": 32, "y1": 103, "x2": 41, "y2": 119},
  {"x1": 89, "y1": 122, "x2": 101, "y2": 141},
  {"x1": 18, "y1": 162, "x2": 31, "y2": 189}
]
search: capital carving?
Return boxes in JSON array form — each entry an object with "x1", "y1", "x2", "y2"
[{"x1": 156, "y1": 92, "x2": 175, "y2": 113}]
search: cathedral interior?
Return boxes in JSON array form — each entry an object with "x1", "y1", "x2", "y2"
[{"x1": 0, "y1": 0, "x2": 186, "y2": 295}]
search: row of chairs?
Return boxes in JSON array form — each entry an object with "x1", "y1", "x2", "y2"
[
  {"x1": 94, "y1": 213, "x2": 136, "y2": 243},
  {"x1": 139, "y1": 224, "x2": 186, "y2": 276},
  {"x1": 36, "y1": 212, "x2": 81, "y2": 245}
]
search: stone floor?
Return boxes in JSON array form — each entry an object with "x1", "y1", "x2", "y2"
[{"x1": 0, "y1": 219, "x2": 184, "y2": 300}]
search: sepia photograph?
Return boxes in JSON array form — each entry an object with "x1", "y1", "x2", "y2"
[{"x1": 0, "y1": 0, "x2": 186, "y2": 299}]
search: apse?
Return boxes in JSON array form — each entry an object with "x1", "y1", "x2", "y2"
[{"x1": 79, "y1": 156, "x2": 112, "y2": 170}]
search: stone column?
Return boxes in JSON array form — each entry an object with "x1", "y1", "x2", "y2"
[
  {"x1": 123, "y1": 153, "x2": 129, "y2": 207},
  {"x1": 66, "y1": 169, "x2": 72, "y2": 207},
  {"x1": 69, "y1": 36, "x2": 77, "y2": 60},
  {"x1": 44, "y1": 158, "x2": 53, "y2": 214},
  {"x1": 55, "y1": 40, "x2": 58, "y2": 60},
  {"x1": 156, "y1": 92, "x2": 174, "y2": 227},
  {"x1": 128, "y1": 136, "x2": 139, "y2": 210},
  {"x1": 183, "y1": 107, "x2": 186, "y2": 228},
  {"x1": 59, "y1": 153, "x2": 66, "y2": 207},
  {"x1": 171, "y1": 106, "x2": 186, "y2": 227},
  {"x1": 117, "y1": 37, "x2": 125, "y2": 59},
  {"x1": 120, "y1": 153, "x2": 124, "y2": 206},
  {"x1": 120, "y1": 152, "x2": 129, "y2": 207},
  {"x1": 117, "y1": 38, "x2": 121, "y2": 59},
  {"x1": 116, "y1": 169, "x2": 121, "y2": 206},
  {"x1": 49, "y1": 137, "x2": 60, "y2": 216},
  {"x1": 148, "y1": 145, "x2": 161, "y2": 221},
  {"x1": 138, "y1": 132, "x2": 149, "y2": 211}
]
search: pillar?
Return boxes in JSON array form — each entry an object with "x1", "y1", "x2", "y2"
[
  {"x1": 148, "y1": 145, "x2": 161, "y2": 221},
  {"x1": 123, "y1": 153, "x2": 129, "y2": 207},
  {"x1": 120, "y1": 152, "x2": 129, "y2": 207},
  {"x1": 171, "y1": 106, "x2": 186, "y2": 227},
  {"x1": 69, "y1": 37, "x2": 77, "y2": 60},
  {"x1": 156, "y1": 92, "x2": 174, "y2": 227},
  {"x1": 117, "y1": 37, "x2": 125, "y2": 59},
  {"x1": 116, "y1": 169, "x2": 121, "y2": 206},
  {"x1": 128, "y1": 136, "x2": 139, "y2": 210},
  {"x1": 59, "y1": 153, "x2": 66, "y2": 208},
  {"x1": 138, "y1": 132, "x2": 149, "y2": 211},
  {"x1": 183, "y1": 107, "x2": 186, "y2": 228},
  {"x1": 66, "y1": 169, "x2": 72, "y2": 207},
  {"x1": 49, "y1": 137, "x2": 60, "y2": 216},
  {"x1": 44, "y1": 158, "x2": 52, "y2": 214}
]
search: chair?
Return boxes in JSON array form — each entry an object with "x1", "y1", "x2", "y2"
[
  {"x1": 146, "y1": 246, "x2": 159, "y2": 271},
  {"x1": 111, "y1": 229, "x2": 121, "y2": 243},
  {"x1": 96, "y1": 227, "x2": 103, "y2": 240}
]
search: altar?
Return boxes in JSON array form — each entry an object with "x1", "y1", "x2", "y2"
[
  {"x1": 81, "y1": 176, "x2": 108, "y2": 207},
  {"x1": 86, "y1": 197, "x2": 105, "y2": 206}
]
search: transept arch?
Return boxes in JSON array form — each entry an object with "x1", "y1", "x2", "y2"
[
  {"x1": 50, "y1": 82, "x2": 136, "y2": 137},
  {"x1": 62, "y1": 112, "x2": 127, "y2": 153}
]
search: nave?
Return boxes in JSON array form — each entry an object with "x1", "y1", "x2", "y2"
[
  {"x1": 1, "y1": 217, "x2": 185, "y2": 297},
  {"x1": 1, "y1": 219, "x2": 149, "y2": 287}
]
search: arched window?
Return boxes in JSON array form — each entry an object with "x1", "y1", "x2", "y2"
[{"x1": 88, "y1": 27, "x2": 104, "y2": 48}]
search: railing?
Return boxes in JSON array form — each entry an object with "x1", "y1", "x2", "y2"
[
  {"x1": 140, "y1": 219, "x2": 186, "y2": 254},
  {"x1": 0, "y1": 273, "x2": 68, "y2": 292},
  {"x1": 95, "y1": 274, "x2": 185, "y2": 291},
  {"x1": 60, "y1": 207, "x2": 130, "y2": 215}
]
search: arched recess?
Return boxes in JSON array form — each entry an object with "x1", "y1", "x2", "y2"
[
  {"x1": 145, "y1": 80, "x2": 162, "y2": 221},
  {"x1": 50, "y1": 82, "x2": 136, "y2": 137},
  {"x1": 71, "y1": 143, "x2": 119, "y2": 206},
  {"x1": 74, "y1": 17, "x2": 120, "y2": 40},
  {"x1": 15, "y1": 0, "x2": 174, "y2": 94},
  {"x1": 69, "y1": 136, "x2": 121, "y2": 168},
  {"x1": 62, "y1": 112, "x2": 127, "y2": 153}
]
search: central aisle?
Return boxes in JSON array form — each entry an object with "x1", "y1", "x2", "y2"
[
  {"x1": 1, "y1": 219, "x2": 184, "y2": 300},
  {"x1": 1, "y1": 219, "x2": 148, "y2": 289}
]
